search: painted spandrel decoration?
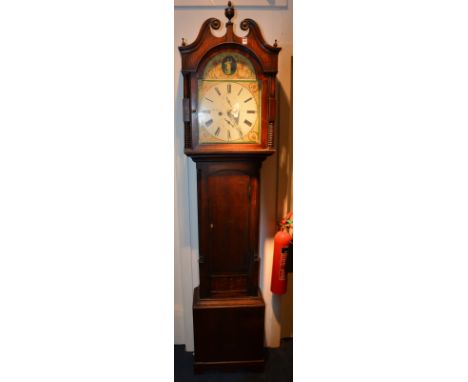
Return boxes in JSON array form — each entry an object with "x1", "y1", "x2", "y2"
[{"x1": 198, "y1": 52, "x2": 261, "y2": 144}]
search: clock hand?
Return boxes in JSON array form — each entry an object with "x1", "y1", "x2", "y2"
[
  {"x1": 232, "y1": 103, "x2": 240, "y2": 118},
  {"x1": 230, "y1": 104, "x2": 240, "y2": 125}
]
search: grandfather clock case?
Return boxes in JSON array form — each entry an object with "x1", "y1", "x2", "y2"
[{"x1": 179, "y1": 2, "x2": 280, "y2": 373}]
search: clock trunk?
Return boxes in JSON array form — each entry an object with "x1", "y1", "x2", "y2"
[{"x1": 196, "y1": 159, "x2": 261, "y2": 299}]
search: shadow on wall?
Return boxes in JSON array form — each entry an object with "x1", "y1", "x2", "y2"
[{"x1": 270, "y1": 63, "x2": 293, "y2": 339}]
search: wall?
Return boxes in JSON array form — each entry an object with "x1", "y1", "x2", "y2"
[{"x1": 174, "y1": 1, "x2": 293, "y2": 351}]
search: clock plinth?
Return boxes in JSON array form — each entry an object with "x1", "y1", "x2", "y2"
[
  {"x1": 178, "y1": 2, "x2": 280, "y2": 373},
  {"x1": 193, "y1": 287, "x2": 265, "y2": 373}
]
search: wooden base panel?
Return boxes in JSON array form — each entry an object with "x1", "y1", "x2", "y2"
[{"x1": 193, "y1": 287, "x2": 265, "y2": 373}]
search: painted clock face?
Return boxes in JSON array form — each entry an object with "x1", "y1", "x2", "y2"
[
  {"x1": 197, "y1": 52, "x2": 261, "y2": 144},
  {"x1": 198, "y1": 82, "x2": 258, "y2": 143}
]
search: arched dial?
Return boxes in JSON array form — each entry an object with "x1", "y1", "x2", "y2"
[{"x1": 198, "y1": 82, "x2": 258, "y2": 143}]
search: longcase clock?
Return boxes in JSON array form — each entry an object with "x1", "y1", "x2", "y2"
[{"x1": 178, "y1": 2, "x2": 280, "y2": 373}]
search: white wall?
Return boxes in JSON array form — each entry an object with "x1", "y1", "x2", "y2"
[{"x1": 174, "y1": 1, "x2": 293, "y2": 350}]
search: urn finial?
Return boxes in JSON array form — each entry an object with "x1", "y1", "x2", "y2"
[{"x1": 225, "y1": 1, "x2": 235, "y2": 23}]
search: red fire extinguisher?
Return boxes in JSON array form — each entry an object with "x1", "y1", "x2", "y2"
[{"x1": 271, "y1": 212, "x2": 293, "y2": 295}]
